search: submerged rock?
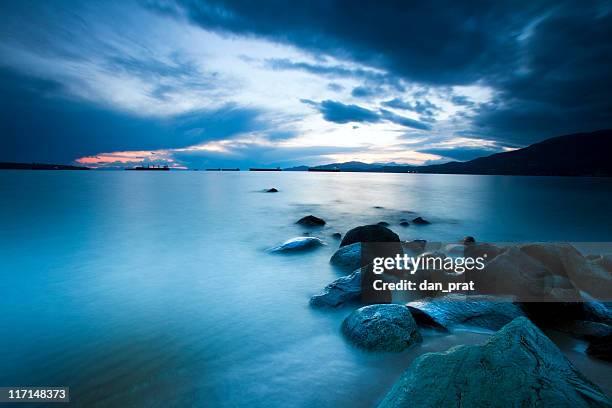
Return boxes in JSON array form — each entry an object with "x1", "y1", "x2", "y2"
[
  {"x1": 340, "y1": 224, "x2": 400, "y2": 247},
  {"x1": 330, "y1": 243, "x2": 362, "y2": 271},
  {"x1": 331, "y1": 232, "x2": 342, "y2": 239},
  {"x1": 269, "y1": 237, "x2": 324, "y2": 252},
  {"x1": 587, "y1": 334, "x2": 612, "y2": 361},
  {"x1": 265, "y1": 188, "x2": 279, "y2": 193},
  {"x1": 399, "y1": 220, "x2": 410, "y2": 227},
  {"x1": 342, "y1": 304, "x2": 422, "y2": 352},
  {"x1": 310, "y1": 269, "x2": 362, "y2": 307},
  {"x1": 377, "y1": 221, "x2": 390, "y2": 227},
  {"x1": 296, "y1": 215, "x2": 326, "y2": 227},
  {"x1": 412, "y1": 216, "x2": 430, "y2": 225},
  {"x1": 406, "y1": 295, "x2": 525, "y2": 331},
  {"x1": 379, "y1": 317, "x2": 611, "y2": 408}
]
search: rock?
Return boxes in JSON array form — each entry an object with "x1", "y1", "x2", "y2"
[
  {"x1": 379, "y1": 317, "x2": 611, "y2": 408},
  {"x1": 520, "y1": 243, "x2": 612, "y2": 299},
  {"x1": 462, "y1": 236, "x2": 476, "y2": 244},
  {"x1": 340, "y1": 224, "x2": 400, "y2": 247},
  {"x1": 412, "y1": 216, "x2": 430, "y2": 225},
  {"x1": 269, "y1": 237, "x2": 324, "y2": 252},
  {"x1": 464, "y1": 242, "x2": 503, "y2": 260},
  {"x1": 521, "y1": 301, "x2": 611, "y2": 332},
  {"x1": 310, "y1": 269, "x2": 362, "y2": 307},
  {"x1": 330, "y1": 243, "x2": 362, "y2": 271},
  {"x1": 406, "y1": 295, "x2": 525, "y2": 331},
  {"x1": 378, "y1": 221, "x2": 390, "y2": 227},
  {"x1": 341, "y1": 304, "x2": 422, "y2": 352},
  {"x1": 473, "y1": 246, "x2": 554, "y2": 300},
  {"x1": 587, "y1": 334, "x2": 612, "y2": 361},
  {"x1": 399, "y1": 220, "x2": 409, "y2": 227},
  {"x1": 265, "y1": 188, "x2": 278, "y2": 193},
  {"x1": 296, "y1": 215, "x2": 326, "y2": 227},
  {"x1": 331, "y1": 232, "x2": 342, "y2": 239}
]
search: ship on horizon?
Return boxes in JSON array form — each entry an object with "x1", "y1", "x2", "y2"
[{"x1": 125, "y1": 165, "x2": 170, "y2": 171}]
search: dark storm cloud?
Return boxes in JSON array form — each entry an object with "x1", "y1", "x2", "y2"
[
  {"x1": 302, "y1": 99, "x2": 431, "y2": 130},
  {"x1": 162, "y1": 0, "x2": 612, "y2": 145},
  {"x1": 0, "y1": 68, "x2": 263, "y2": 163}
]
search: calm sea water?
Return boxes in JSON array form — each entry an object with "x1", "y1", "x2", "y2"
[{"x1": 1, "y1": 171, "x2": 611, "y2": 407}]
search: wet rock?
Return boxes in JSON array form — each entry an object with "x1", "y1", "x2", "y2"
[
  {"x1": 464, "y1": 242, "x2": 503, "y2": 260},
  {"x1": 412, "y1": 216, "x2": 430, "y2": 225},
  {"x1": 330, "y1": 243, "x2": 362, "y2": 271},
  {"x1": 340, "y1": 224, "x2": 400, "y2": 247},
  {"x1": 379, "y1": 317, "x2": 611, "y2": 408},
  {"x1": 296, "y1": 215, "x2": 326, "y2": 227},
  {"x1": 377, "y1": 221, "x2": 390, "y2": 227},
  {"x1": 462, "y1": 236, "x2": 476, "y2": 245},
  {"x1": 265, "y1": 188, "x2": 278, "y2": 193},
  {"x1": 310, "y1": 269, "x2": 362, "y2": 307},
  {"x1": 269, "y1": 237, "x2": 324, "y2": 252},
  {"x1": 342, "y1": 304, "x2": 422, "y2": 352},
  {"x1": 331, "y1": 232, "x2": 342, "y2": 239},
  {"x1": 406, "y1": 295, "x2": 525, "y2": 331},
  {"x1": 399, "y1": 220, "x2": 410, "y2": 227},
  {"x1": 520, "y1": 243, "x2": 611, "y2": 299},
  {"x1": 587, "y1": 334, "x2": 612, "y2": 361}
]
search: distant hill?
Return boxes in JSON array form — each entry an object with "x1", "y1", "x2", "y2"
[
  {"x1": 410, "y1": 129, "x2": 612, "y2": 176},
  {"x1": 287, "y1": 130, "x2": 612, "y2": 177},
  {"x1": 0, "y1": 162, "x2": 90, "y2": 170}
]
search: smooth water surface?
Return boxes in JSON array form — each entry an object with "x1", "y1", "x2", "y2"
[{"x1": 1, "y1": 171, "x2": 611, "y2": 406}]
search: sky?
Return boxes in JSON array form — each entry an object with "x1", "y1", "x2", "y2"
[{"x1": 0, "y1": 0, "x2": 611, "y2": 169}]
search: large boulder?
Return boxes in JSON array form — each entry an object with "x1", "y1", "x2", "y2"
[
  {"x1": 296, "y1": 215, "x2": 326, "y2": 227},
  {"x1": 310, "y1": 268, "x2": 362, "y2": 307},
  {"x1": 330, "y1": 243, "x2": 362, "y2": 271},
  {"x1": 379, "y1": 317, "x2": 611, "y2": 408},
  {"x1": 268, "y1": 237, "x2": 324, "y2": 252},
  {"x1": 341, "y1": 304, "x2": 421, "y2": 352},
  {"x1": 406, "y1": 295, "x2": 525, "y2": 331},
  {"x1": 520, "y1": 244, "x2": 612, "y2": 299},
  {"x1": 340, "y1": 224, "x2": 400, "y2": 247}
]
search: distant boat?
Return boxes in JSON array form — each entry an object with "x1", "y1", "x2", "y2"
[
  {"x1": 249, "y1": 167, "x2": 281, "y2": 171},
  {"x1": 125, "y1": 165, "x2": 169, "y2": 171},
  {"x1": 308, "y1": 167, "x2": 340, "y2": 172}
]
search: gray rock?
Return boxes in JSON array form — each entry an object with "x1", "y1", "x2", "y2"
[
  {"x1": 340, "y1": 224, "x2": 400, "y2": 247},
  {"x1": 296, "y1": 215, "x2": 326, "y2": 227},
  {"x1": 407, "y1": 295, "x2": 525, "y2": 331},
  {"x1": 265, "y1": 188, "x2": 278, "y2": 193},
  {"x1": 341, "y1": 304, "x2": 422, "y2": 352},
  {"x1": 310, "y1": 269, "x2": 362, "y2": 307},
  {"x1": 463, "y1": 236, "x2": 476, "y2": 244},
  {"x1": 379, "y1": 317, "x2": 612, "y2": 408},
  {"x1": 412, "y1": 216, "x2": 430, "y2": 225},
  {"x1": 330, "y1": 243, "x2": 362, "y2": 271},
  {"x1": 269, "y1": 236, "x2": 324, "y2": 252}
]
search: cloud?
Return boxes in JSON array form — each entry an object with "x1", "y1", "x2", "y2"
[
  {"x1": 302, "y1": 99, "x2": 431, "y2": 130},
  {"x1": 417, "y1": 147, "x2": 501, "y2": 161}
]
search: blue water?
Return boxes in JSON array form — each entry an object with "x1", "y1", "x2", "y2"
[{"x1": 1, "y1": 171, "x2": 611, "y2": 407}]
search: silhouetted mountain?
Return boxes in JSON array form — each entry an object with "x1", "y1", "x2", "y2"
[
  {"x1": 0, "y1": 162, "x2": 90, "y2": 170},
  {"x1": 287, "y1": 130, "x2": 612, "y2": 177},
  {"x1": 410, "y1": 129, "x2": 612, "y2": 176}
]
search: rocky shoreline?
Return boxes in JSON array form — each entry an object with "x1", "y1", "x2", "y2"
[{"x1": 269, "y1": 213, "x2": 612, "y2": 406}]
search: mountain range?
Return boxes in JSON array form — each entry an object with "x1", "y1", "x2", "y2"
[{"x1": 287, "y1": 129, "x2": 612, "y2": 177}]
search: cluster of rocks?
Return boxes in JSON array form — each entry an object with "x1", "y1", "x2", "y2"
[{"x1": 270, "y1": 215, "x2": 612, "y2": 404}]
